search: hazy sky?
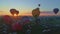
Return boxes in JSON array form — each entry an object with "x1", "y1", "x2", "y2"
[{"x1": 0, "y1": 0, "x2": 60, "y2": 16}]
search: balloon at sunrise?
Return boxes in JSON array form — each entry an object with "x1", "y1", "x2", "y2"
[
  {"x1": 0, "y1": 0, "x2": 60, "y2": 16},
  {"x1": 10, "y1": 9, "x2": 16, "y2": 16},
  {"x1": 10, "y1": 9, "x2": 19, "y2": 16},
  {"x1": 15, "y1": 10, "x2": 19, "y2": 16},
  {"x1": 53, "y1": 8, "x2": 59, "y2": 14},
  {"x1": 32, "y1": 8, "x2": 40, "y2": 17}
]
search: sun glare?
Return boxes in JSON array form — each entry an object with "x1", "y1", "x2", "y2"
[{"x1": 14, "y1": 14, "x2": 17, "y2": 16}]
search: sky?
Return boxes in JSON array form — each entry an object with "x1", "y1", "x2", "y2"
[{"x1": 0, "y1": 0, "x2": 60, "y2": 16}]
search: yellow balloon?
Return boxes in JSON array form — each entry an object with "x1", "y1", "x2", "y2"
[{"x1": 32, "y1": 8, "x2": 40, "y2": 17}]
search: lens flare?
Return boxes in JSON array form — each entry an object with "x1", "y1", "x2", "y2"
[{"x1": 14, "y1": 14, "x2": 17, "y2": 16}]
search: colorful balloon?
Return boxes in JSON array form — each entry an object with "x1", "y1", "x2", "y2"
[
  {"x1": 3, "y1": 15, "x2": 12, "y2": 25},
  {"x1": 12, "y1": 22, "x2": 23, "y2": 31},
  {"x1": 32, "y1": 8, "x2": 40, "y2": 18}
]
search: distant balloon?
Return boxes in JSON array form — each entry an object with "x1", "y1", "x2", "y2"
[
  {"x1": 53, "y1": 8, "x2": 59, "y2": 14},
  {"x1": 38, "y1": 4, "x2": 40, "y2": 7}
]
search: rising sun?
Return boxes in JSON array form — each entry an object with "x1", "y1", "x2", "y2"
[{"x1": 14, "y1": 14, "x2": 17, "y2": 16}]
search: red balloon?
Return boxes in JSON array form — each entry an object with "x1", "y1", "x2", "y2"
[
  {"x1": 3, "y1": 15, "x2": 12, "y2": 25},
  {"x1": 12, "y1": 22, "x2": 23, "y2": 31}
]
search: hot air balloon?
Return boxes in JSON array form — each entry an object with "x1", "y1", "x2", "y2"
[
  {"x1": 38, "y1": 4, "x2": 40, "y2": 7},
  {"x1": 12, "y1": 22, "x2": 23, "y2": 31},
  {"x1": 3, "y1": 15, "x2": 12, "y2": 25},
  {"x1": 15, "y1": 10, "x2": 19, "y2": 16},
  {"x1": 32, "y1": 4, "x2": 40, "y2": 18},
  {"x1": 32, "y1": 8, "x2": 40, "y2": 18},
  {"x1": 10, "y1": 9, "x2": 16, "y2": 16},
  {"x1": 53, "y1": 8, "x2": 59, "y2": 14}
]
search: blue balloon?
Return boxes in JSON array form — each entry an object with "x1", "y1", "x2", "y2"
[
  {"x1": 38, "y1": 4, "x2": 40, "y2": 7},
  {"x1": 53, "y1": 8, "x2": 59, "y2": 14}
]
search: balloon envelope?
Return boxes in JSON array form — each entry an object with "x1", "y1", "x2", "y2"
[
  {"x1": 32, "y1": 8, "x2": 40, "y2": 17},
  {"x1": 53, "y1": 8, "x2": 59, "y2": 14},
  {"x1": 3, "y1": 15, "x2": 12, "y2": 25},
  {"x1": 15, "y1": 10, "x2": 19, "y2": 15},
  {"x1": 12, "y1": 22, "x2": 23, "y2": 31},
  {"x1": 38, "y1": 4, "x2": 40, "y2": 7},
  {"x1": 10, "y1": 9, "x2": 16, "y2": 15}
]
